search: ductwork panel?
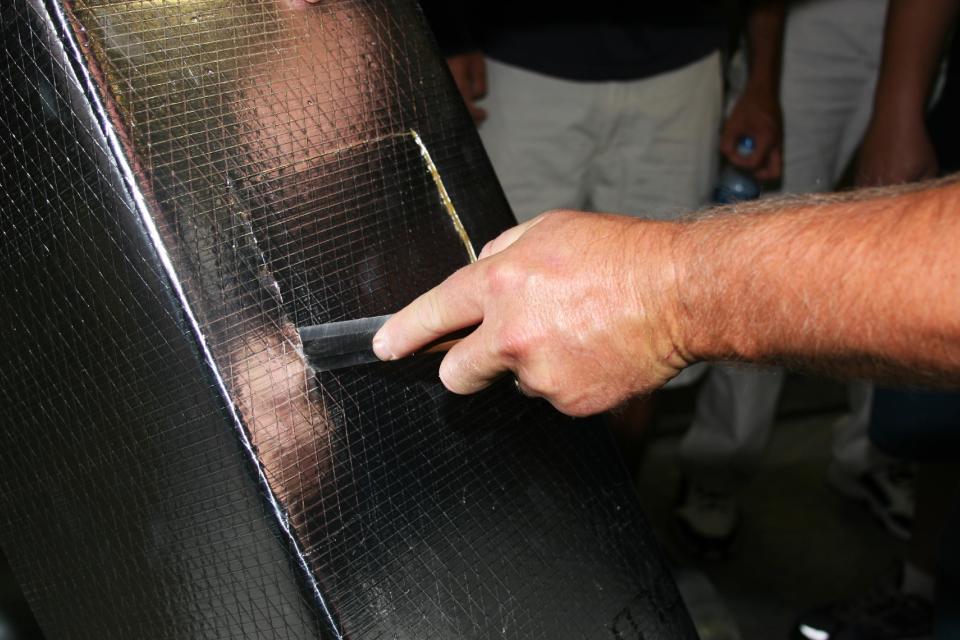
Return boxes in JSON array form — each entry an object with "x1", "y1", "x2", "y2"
[{"x1": 0, "y1": 2, "x2": 696, "y2": 638}]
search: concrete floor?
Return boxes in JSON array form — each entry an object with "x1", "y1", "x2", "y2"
[{"x1": 636, "y1": 375, "x2": 906, "y2": 639}]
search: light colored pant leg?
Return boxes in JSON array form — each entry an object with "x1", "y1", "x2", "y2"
[
  {"x1": 679, "y1": 366, "x2": 786, "y2": 490},
  {"x1": 589, "y1": 52, "x2": 723, "y2": 219},
  {"x1": 833, "y1": 381, "x2": 881, "y2": 475},
  {"x1": 780, "y1": 0, "x2": 887, "y2": 193},
  {"x1": 476, "y1": 59, "x2": 603, "y2": 221},
  {"x1": 680, "y1": 0, "x2": 888, "y2": 484}
]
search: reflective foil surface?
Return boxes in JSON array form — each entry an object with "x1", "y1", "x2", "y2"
[{"x1": 0, "y1": 1, "x2": 697, "y2": 638}]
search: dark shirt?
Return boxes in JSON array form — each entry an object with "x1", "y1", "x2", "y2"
[{"x1": 421, "y1": 3, "x2": 728, "y2": 82}]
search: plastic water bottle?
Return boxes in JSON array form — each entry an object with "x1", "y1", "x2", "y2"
[{"x1": 713, "y1": 136, "x2": 761, "y2": 204}]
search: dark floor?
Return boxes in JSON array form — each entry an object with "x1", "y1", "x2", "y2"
[{"x1": 637, "y1": 374, "x2": 906, "y2": 640}]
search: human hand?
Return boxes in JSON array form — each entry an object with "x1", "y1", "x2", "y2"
[
  {"x1": 720, "y1": 87, "x2": 783, "y2": 182},
  {"x1": 446, "y1": 51, "x2": 488, "y2": 123},
  {"x1": 372, "y1": 212, "x2": 693, "y2": 417},
  {"x1": 855, "y1": 115, "x2": 938, "y2": 187}
]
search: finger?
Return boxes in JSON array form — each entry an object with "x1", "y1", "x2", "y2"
[
  {"x1": 467, "y1": 103, "x2": 488, "y2": 124},
  {"x1": 452, "y1": 75, "x2": 472, "y2": 102},
  {"x1": 470, "y1": 59, "x2": 488, "y2": 98},
  {"x1": 754, "y1": 146, "x2": 782, "y2": 182},
  {"x1": 437, "y1": 325, "x2": 508, "y2": 395},
  {"x1": 513, "y1": 377, "x2": 535, "y2": 398},
  {"x1": 726, "y1": 151, "x2": 757, "y2": 170},
  {"x1": 719, "y1": 126, "x2": 737, "y2": 160},
  {"x1": 373, "y1": 265, "x2": 484, "y2": 360},
  {"x1": 477, "y1": 216, "x2": 546, "y2": 260}
]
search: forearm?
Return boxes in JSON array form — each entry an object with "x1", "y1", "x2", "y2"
[
  {"x1": 743, "y1": 0, "x2": 785, "y2": 95},
  {"x1": 871, "y1": 0, "x2": 959, "y2": 124},
  {"x1": 676, "y1": 177, "x2": 960, "y2": 384},
  {"x1": 375, "y1": 178, "x2": 960, "y2": 415}
]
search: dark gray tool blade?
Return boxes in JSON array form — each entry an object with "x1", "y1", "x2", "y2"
[{"x1": 299, "y1": 314, "x2": 392, "y2": 371}]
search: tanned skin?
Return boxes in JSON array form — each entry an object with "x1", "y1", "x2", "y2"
[
  {"x1": 374, "y1": 178, "x2": 960, "y2": 417},
  {"x1": 720, "y1": 0, "x2": 785, "y2": 181},
  {"x1": 856, "y1": 0, "x2": 960, "y2": 186}
]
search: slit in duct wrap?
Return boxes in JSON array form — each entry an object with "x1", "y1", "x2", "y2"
[{"x1": 64, "y1": 0, "x2": 476, "y2": 597}]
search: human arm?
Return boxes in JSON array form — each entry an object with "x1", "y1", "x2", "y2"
[
  {"x1": 302, "y1": 0, "x2": 488, "y2": 121},
  {"x1": 720, "y1": 0, "x2": 785, "y2": 181},
  {"x1": 373, "y1": 178, "x2": 960, "y2": 416},
  {"x1": 445, "y1": 52, "x2": 488, "y2": 124},
  {"x1": 678, "y1": 178, "x2": 960, "y2": 384},
  {"x1": 856, "y1": 0, "x2": 960, "y2": 186},
  {"x1": 413, "y1": 0, "x2": 488, "y2": 123}
]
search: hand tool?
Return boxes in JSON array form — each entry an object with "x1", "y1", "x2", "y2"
[{"x1": 299, "y1": 314, "x2": 465, "y2": 371}]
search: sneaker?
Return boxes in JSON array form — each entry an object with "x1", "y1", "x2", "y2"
[
  {"x1": 827, "y1": 462, "x2": 915, "y2": 540},
  {"x1": 674, "y1": 478, "x2": 739, "y2": 559},
  {"x1": 792, "y1": 581, "x2": 933, "y2": 640}
]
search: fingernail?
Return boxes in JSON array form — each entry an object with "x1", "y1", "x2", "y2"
[{"x1": 372, "y1": 336, "x2": 394, "y2": 361}]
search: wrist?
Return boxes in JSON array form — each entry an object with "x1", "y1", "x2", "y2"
[
  {"x1": 870, "y1": 83, "x2": 928, "y2": 127},
  {"x1": 741, "y1": 74, "x2": 780, "y2": 111},
  {"x1": 663, "y1": 220, "x2": 710, "y2": 366},
  {"x1": 742, "y1": 75, "x2": 780, "y2": 104},
  {"x1": 869, "y1": 105, "x2": 927, "y2": 136},
  {"x1": 621, "y1": 219, "x2": 699, "y2": 374},
  {"x1": 669, "y1": 215, "x2": 761, "y2": 365}
]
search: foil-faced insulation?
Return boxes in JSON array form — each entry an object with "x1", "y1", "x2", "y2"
[{"x1": 0, "y1": 1, "x2": 696, "y2": 638}]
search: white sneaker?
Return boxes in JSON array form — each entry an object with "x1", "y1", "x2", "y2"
[{"x1": 827, "y1": 462, "x2": 915, "y2": 540}]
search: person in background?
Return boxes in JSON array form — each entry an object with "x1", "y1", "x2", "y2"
[
  {"x1": 419, "y1": 0, "x2": 785, "y2": 464},
  {"x1": 676, "y1": 0, "x2": 918, "y2": 558},
  {"x1": 792, "y1": 1, "x2": 960, "y2": 638}
]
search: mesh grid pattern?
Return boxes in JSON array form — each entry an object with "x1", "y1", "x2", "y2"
[{"x1": 0, "y1": 1, "x2": 696, "y2": 638}]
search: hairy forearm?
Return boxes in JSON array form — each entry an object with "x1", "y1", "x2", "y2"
[{"x1": 676, "y1": 177, "x2": 960, "y2": 385}]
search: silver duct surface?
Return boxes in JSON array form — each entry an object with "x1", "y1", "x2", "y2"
[{"x1": 0, "y1": 1, "x2": 696, "y2": 638}]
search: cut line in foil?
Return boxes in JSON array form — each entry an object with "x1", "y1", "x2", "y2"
[{"x1": 408, "y1": 129, "x2": 477, "y2": 263}]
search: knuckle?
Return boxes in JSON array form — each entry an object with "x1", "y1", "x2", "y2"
[
  {"x1": 484, "y1": 261, "x2": 522, "y2": 294},
  {"x1": 438, "y1": 358, "x2": 468, "y2": 395},
  {"x1": 538, "y1": 209, "x2": 570, "y2": 224},
  {"x1": 478, "y1": 239, "x2": 496, "y2": 260},
  {"x1": 561, "y1": 397, "x2": 598, "y2": 418},
  {"x1": 515, "y1": 365, "x2": 558, "y2": 400},
  {"x1": 548, "y1": 390, "x2": 595, "y2": 417},
  {"x1": 415, "y1": 293, "x2": 447, "y2": 336},
  {"x1": 494, "y1": 326, "x2": 529, "y2": 362}
]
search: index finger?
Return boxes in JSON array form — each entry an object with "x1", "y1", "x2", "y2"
[
  {"x1": 754, "y1": 146, "x2": 782, "y2": 182},
  {"x1": 373, "y1": 264, "x2": 485, "y2": 360}
]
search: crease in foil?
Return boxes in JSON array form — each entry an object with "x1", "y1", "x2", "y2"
[{"x1": 43, "y1": 0, "x2": 343, "y2": 636}]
